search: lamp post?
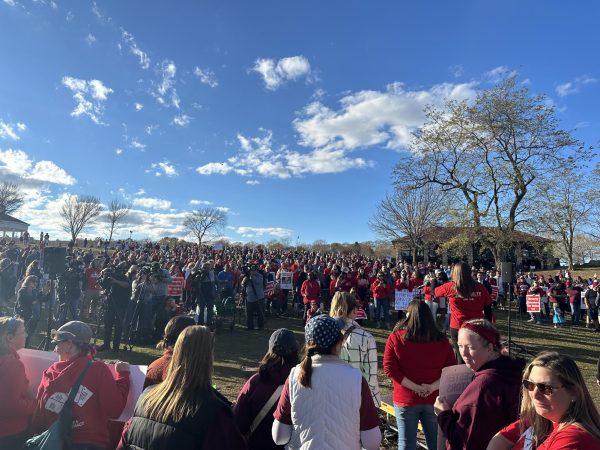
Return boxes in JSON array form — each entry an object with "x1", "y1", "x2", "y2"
[{"x1": 129, "y1": 230, "x2": 133, "y2": 241}]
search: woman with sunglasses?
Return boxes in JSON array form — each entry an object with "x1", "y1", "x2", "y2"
[
  {"x1": 487, "y1": 352, "x2": 600, "y2": 449},
  {"x1": 434, "y1": 319, "x2": 524, "y2": 450},
  {"x1": 0, "y1": 316, "x2": 35, "y2": 450}
]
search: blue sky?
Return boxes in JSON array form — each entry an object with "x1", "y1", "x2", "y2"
[{"x1": 1, "y1": 0, "x2": 598, "y2": 244}]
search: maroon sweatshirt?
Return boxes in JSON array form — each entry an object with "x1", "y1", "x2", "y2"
[
  {"x1": 438, "y1": 355, "x2": 524, "y2": 450},
  {"x1": 0, "y1": 350, "x2": 36, "y2": 437}
]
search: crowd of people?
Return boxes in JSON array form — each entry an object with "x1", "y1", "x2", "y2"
[{"x1": 1, "y1": 237, "x2": 600, "y2": 449}]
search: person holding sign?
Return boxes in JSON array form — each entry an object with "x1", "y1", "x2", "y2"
[
  {"x1": 487, "y1": 352, "x2": 600, "y2": 449},
  {"x1": 383, "y1": 300, "x2": 456, "y2": 450},
  {"x1": 0, "y1": 317, "x2": 36, "y2": 450},
  {"x1": 372, "y1": 272, "x2": 392, "y2": 329},
  {"x1": 527, "y1": 281, "x2": 545, "y2": 325},
  {"x1": 435, "y1": 319, "x2": 524, "y2": 450},
  {"x1": 435, "y1": 262, "x2": 493, "y2": 363}
]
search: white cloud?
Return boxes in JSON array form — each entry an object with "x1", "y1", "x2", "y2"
[
  {"x1": 246, "y1": 180, "x2": 260, "y2": 185},
  {"x1": 0, "y1": 121, "x2": 26, "y2": 140},
  {"x1": 556, "y1": 75, "x2": 598, "y2": 97},
  {"x1": 232, "y1": 226, "x2": 292, "y2": 238},
  {"x1": 150, "y1": 161, "x2": 178, "y2": 177},
  {"x1": 193, "y1": 67, "x2": 219, "y2": 88},
  {"x1": 196, "y1": 129, "x2": 373, "y2": 179},
  {"x1": 3, "y1": 0, "x2": 16, "y2": 6},
  {"x1": 189, "y1": 199, "x2": 213, "y2": 205},
  {"x1": 134, "y1": 102, "x2": 143, "y2": 111},
  {"x1": 0, "y1": 148, "x2": 76, "y2": 186},
  {"x1": 121, "y1": 29, "x2": 150, "y2": 69},
  {"x1": 145, "y1": 124, "x2": 158, "y2": 135},
  {"x1": 252, "y1": 56, "x2": 311, "y2": 90},
  {"x1": 85, "y1": 33, "x2": 96, "y2": 46},
  {"x1": 152, "y1": 60, "x2": 179, "y2": 108},
  {"x1": 130, "y1": 139, "x2": 146, "y2": 151},
  {"x1": 62, "y1": 76, "x2": 113, "y2": 125},
  {"x1": 134, "y1": 188, "x2": 145, "y2": 196},
  {"x1": 132, "y1": 197, "x2": 171, "y2": 210},
  {"x1": 449, "y1": 64, "x2": 464, "y2": 78},
  {"x1": 172, "y1": 114, "x2": 192, "y2": 127},
  {"x1": 484, "y1": 65, "x2": 517, "y2": 83},
  {"x1": 293, "y1": 81, "x2": 477, "y2": 152},
  {"x1": 215, "y1": 206, "x2": 229, "y2": 213},
  {"x1": 115, "y1": 148, "x2": 123, "y2": 155}
]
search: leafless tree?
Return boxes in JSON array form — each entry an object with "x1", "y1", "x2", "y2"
[
  {"x1": 183, "y1": 207, "x2": 227, "y2": 246},
  {"x1": 106, "y1": 200, "x2": 130, "y2": 245},
  {"x1": 59, "y1": 195, "x2": 103, "y2": 242},
  {"x1": 0, "y1": 181, "x2": 24, "y2": 215},
  {"x1": 397, "y1": 75, "x2": 586, "y2": 267},
  {"x1": 369, "y1": 184, "x2": 449, "y2": 264}
]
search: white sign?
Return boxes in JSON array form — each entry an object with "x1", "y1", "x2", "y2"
[
  {"x1": 212, "y1": 242, "x2": 224, "y2": 251},
  {"x1": 280, "y1": 271, "x2": 293, "y2": 290},
  {"x1": 437, "y1": 364, "x2": 475, "y2": 450},
  {"x1": 394, "y1": 290, "x2": 414, "y2": 310},
  {"x1": 18, "y1": 348, "x2": 147, "y2": 422}
]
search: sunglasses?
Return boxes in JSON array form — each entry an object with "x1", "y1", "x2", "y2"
[{"x1": 522, "y1": 379, "x2": 563, "y2": 396}]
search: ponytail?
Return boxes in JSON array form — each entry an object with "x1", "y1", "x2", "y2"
[{"x1": 297, "y1": 344, "x2": 317, "y2": 388}]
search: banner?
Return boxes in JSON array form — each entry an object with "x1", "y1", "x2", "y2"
[
  {"x1": 167, "y1": 276, "x2": 184, "y2": 297},
  {"x1": 437, "y1": 364, "x2": 475, "y2": 450},
  {"x1": 395, "y1": 290, "x2": 414, "y2": 310},
  {"x1": 18, "y1": 348, "x2": 147, "y2": 422},
  {"x1": 526, "y1": 294, "x2": 541, "y2": 313},
  {"x1": 279, "y1": 271, "x2": 293, "y2": 290}
]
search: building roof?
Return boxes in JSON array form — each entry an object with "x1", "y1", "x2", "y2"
[
  {"x1": 392, "y1": 226, "x2": 551, "y2": 246},
  {"x1": 0, "y1": 213, "x2": 29, "y2": 225}
]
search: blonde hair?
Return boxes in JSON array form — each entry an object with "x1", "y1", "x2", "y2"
[
  {"x1": 0, "y1": 317, "x2": 24, "y2": 355},
  {"x1": 22, "y1": 275, "x2": 39, "y2": 289},
  {"x1": 329, "y1": 291, "x2": 356, "y2": 319},
  {"x1": 520, "y1": 352, "x2": 600, "y2": 447},
  {"x1": 141, "y1": 326, "x2": 214, "y2": 423}
]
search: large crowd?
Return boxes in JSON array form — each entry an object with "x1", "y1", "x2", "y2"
[{"x1": 1, "y1": 237, "x2": 600, "y2": 449}]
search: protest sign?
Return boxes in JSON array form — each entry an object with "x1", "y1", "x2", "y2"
[
  {"x1": 18, "y1": 348, "x2": 147, "y2": 422},
  {"x1": 437, "y1": 364, "x2": 474, "y2": 450},
  {"x1": 395, "y1": 290, "x2": 414, "y2": 310},
  {"x1": 168, "y1": 276, "x2": 184, "y2": 297},
  {"x1": 491, "y1": 285, "x2": 498, "y2": 301},
  {"x1": 280, "y1": 271, "x2": 293, "y2": 290},
  {"x1": 212, "y1": 242, "x2": 224, "y2": 251},
  {"x1": 526, "y1": 294, "x2": 541, "y2": 313}
]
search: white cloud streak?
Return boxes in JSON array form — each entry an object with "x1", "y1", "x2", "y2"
[
  {"x1": 252, "y1": 56, "x2": 311, "y2": 90},
  {"x1": 150, "y1": 161, "x2": 178, "y2": 177},
  {"x1": 153, "y1": 60, "x2": 179, "y2": 108},
  {"x1": 0, "y1": 148, "x2": 76, "y2": 186},
  {"x1": 61, "y1": 76, "x2": 113, "y2": 125},
  {"x1": 172, "y1": 114, "x2": 192, "y2": 127},
  {"x1": 231, "y1": 226, "x2": 293, "y2": 238},
  {"x1": 556, "y1": 75, "x2": 597, "y2": 97},
  {"x1": 132, "y1": 197, "x2": 171, "y2": 210},
  {"x1": 121, "y1": 29, "x2": 150, "y2": 69},
  {"x1": 193, "y1": 67, "x2": 219, "y2": 88},
  {"x1": 0, "y1": 121, "x2": 26, "y2": 140},
  {"x1": 189, "y1": 199, "x2": 213, "y2": 205}
]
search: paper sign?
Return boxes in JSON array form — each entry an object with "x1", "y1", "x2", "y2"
[
  {"x1": 167, "y1": 276, "x2": 184, "y2": 297},
  {"x1": 526, "y1": 294, "x2": 541, "y2": 312},
  {"x1": 18, "y1": 348, "x2": 147, "y2": 422},
  {"x1": 491, "y1": 285, "x2": 499, "y2": 301},
  {"x1": 395, "y1": 290, "x2": 414, "y2": 310},
  {"x1": 437, "y1": 364, "x2": 475, "y2": 450},
  {"x1": 280, "y1": 271, "x2": 293, "y2": 290},
  {"x1": 212, "y1": 242, "x2": 224, "y2": 251}
]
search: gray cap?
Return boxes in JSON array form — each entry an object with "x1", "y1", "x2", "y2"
[
  {"x1": 51, "y1": 321, "x2": 93, "y2": 344},
  {"x1": 268, "y1": 328, "x2": 298, "y2": 355}
]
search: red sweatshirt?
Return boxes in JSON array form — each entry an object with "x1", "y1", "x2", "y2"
[
  {"x1": 300, "y1": 279, "x2": 320, "y2": 304},
  {"x1": 0, "y1": 350, "x2": 36, "y2": 437},
  {"x1": 435, "y1": 282, "x2": 492, "y2": 329},
  {"x1": 33, "y1": 355, "x2": 130, "y2": 448},
  {"x1": 383, "y1": 330, "x2": 456, "y2": 406},
  {"x1": 372, "y1": 279, "x2": 392, "y2": 300}
]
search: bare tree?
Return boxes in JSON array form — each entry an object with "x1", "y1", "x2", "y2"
[
  {"x1": 59, "y1": 195, "x2": 103, "y2": 242},
  {"x1": 0, "y1": 181, "x2": 24, "y2": 215},
  {"x1": 397, "y1": 75, "x2": 586, "y2": 267},
  {"x1": 106, "y1": 199, "x2": 130, "y2": 245},
  {"x1": 183, "y1": 208, "x2": 227, "y2": 246},
  {"x1": 369, "y1": 184, "x2": 449, "y2": 264}
]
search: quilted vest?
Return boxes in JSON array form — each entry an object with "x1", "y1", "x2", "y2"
[{"x1": 287, "y1": 354, "x2": 362, "y2": 450}]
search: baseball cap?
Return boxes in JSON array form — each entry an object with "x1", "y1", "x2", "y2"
[
  {"x1": 51, "y1": 321, "x2": 93, "y2": 344},
  {"x1": 268, "y1": 328, "x2": 298, "y2": 356},
  {"x1": 305, "y1": 315, "x2": 342, "y2": 350}
]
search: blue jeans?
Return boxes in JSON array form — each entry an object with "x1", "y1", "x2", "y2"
[
  {"x1": 394, "y1": 404, "x2": 437, "y2": 450},
  {"x1": 375, "y1": 298, "x2": 390, "y2": 325},
  {"x1": 571, "y1": 302, "x2": 581, "y2": 324}
]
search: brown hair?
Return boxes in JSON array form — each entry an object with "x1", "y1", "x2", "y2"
[
  {"x1": 142, "y1": 326, "x2": 214, "y2": 423},
  {"x1": 157, "y1": 315, "x2": 196, "y2": 350},
  {"x1": 452, "y1": 262, "x2": 476, "y2": 298},
  {"x1": 393, "y1": 300, "x2": 446, "y2": 342},
  {"x1": 520, "y1": 352, "x2": 600, "y2": 447},
  {"x1": 0, "y1": 317, "x2": 24, "y2": 355},
  {"x1": 297, "y1": 338, "x2": 342, "y2": 388},
  {"x1": 258, "y1": 351, "x2": 299, "y2": 382}
]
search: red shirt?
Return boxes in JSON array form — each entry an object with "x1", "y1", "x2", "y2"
[
  {"x1": 435, "y1": 282, "x2": 492, "y2": 329},
  {"x1": 143, "y1": 351, "x2": 172, "y2": 389},
  {"x1": 383, "y1": 330, "x2": 456, "y2": 406},
  {"x1": 0, "y1": 350, "x2": 36, "y2": 437},
  {"x1": 499, "y1": 420, "x2": 600, "y2": 449},
  {"x1": 85, "y1": 267, "x2": 102, "y2": 290},
  {"x1": 371, "y1": 279, "x2": 391, "y2": 299},
  {"x1": 395, "y1": 280, "x2": 410, "y2": 291},
  {"x1": 33, "y1": 355, "x2": 130, "y2": 449},
  {"x1": 300, "y1": 279, "x2": 320, "y2": 304}
]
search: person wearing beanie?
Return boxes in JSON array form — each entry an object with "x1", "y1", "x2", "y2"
[
  {"x1": 234, "y1": 328, "x2": 299, "y2": 450},
  {"x1": 434, "y1": 319, "x2": 524, "y2": 450},
  {"x1": 272, "y1": 315, "x2": 381, "y2": 450},
  {"x1": 32, "y1": 321, "x2": 131, "y2": 450}
]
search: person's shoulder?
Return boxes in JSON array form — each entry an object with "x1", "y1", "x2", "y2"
[{"x1": 552, "y1": 424, "x2": 600, "y2": 448}]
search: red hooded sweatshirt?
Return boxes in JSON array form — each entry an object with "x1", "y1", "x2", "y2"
[{"x1": 32, "y1": 355, "x2": 130, "y2": 448}]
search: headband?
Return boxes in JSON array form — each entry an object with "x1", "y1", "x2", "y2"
[{"x1": 461, "y1": 322, "x2": 499, "y2": 347}]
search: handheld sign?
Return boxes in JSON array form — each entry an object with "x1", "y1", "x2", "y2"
[
  {"x1": 526, "y1": 294, "x2": 541, "y2": 313},
  {"x1": 279, "y1": 272, "x2": 293, "y2": 290},
  {"x1": 437, "y1": 364, "x2": 475, "y2": 450},
  {"x1": 395, "y1": 290, "x2": 414, "y2": 310}
]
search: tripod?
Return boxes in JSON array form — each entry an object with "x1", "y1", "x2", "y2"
[{"x1": 38, "y1": 277, "x2": 57, "y2": 351}]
